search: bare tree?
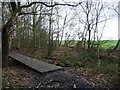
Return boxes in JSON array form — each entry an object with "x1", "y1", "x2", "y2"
[
  {"x1": 74, "y1": 0, "x2": 109, "y2": 50},
  {"x1": 1, "y1": 1, "x2": 82, "y2": 67},
  {"x1": 113, "y1": 1, "x2": 120, "y2": 51}
]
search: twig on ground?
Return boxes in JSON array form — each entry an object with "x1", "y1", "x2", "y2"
[{"x1": 36, "y1": 82, "x2": 41, "y2": 88}]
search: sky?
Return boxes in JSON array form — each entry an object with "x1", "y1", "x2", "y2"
[
  {"x1": 102, "y1": 15, "x2": 118, "y2": 40},
  {"x1": 100, "y1": 1, "x2": 119, "y2": 40},
  {"x1": 102, "y1": 0, "x2": 119, "y2": 40}
]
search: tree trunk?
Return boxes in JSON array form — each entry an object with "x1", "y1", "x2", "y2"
[
  {"x1": 47, "y1": 0, "x2": 53, "y2": 58},
  {"x1": 87, "y1": 24, "x2": 91, "y2": 50},
  {"x1": 16, "y1": 17, "x2": 20, "y2": 49},
  {"x1": 2, "y1": 25, "x2": 9, "y2": 68},
  {"x1": 48, "y1": 13, "x2": 52, "y2": 58},
  {"x1": 2, "y1": 14, "x2": 17, "y2": 67}
]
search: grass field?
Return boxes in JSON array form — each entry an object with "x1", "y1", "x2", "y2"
[
  {"x1": 99, "y1": 40, "x2": 118, "y2": 49},
  {"x1": 60, "y1": 40, "x2": 118, "y2": 49}
]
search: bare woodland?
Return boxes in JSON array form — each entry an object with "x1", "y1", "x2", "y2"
[{"x1": 1, "y1": 0, "x2": 120, "y2": 88}]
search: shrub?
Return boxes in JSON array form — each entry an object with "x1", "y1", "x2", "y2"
[{"x1": 95, "y1": 63, "x2": 118, "y2": 74}]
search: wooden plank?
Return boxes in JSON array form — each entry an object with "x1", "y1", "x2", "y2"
[{"x1": 9, "y1": 52, "x2": 62, "y2": 73}]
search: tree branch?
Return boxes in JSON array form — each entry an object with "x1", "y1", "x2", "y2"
[
  {"x1": 20, "y1": 2, "x2": 82, "y2": 8},
  {"x1": 10, "y1": 2, "x2": 17, "y2": 12},
  {"x1": 18, "y1": 12, "x2": 54, "y2": 16}
]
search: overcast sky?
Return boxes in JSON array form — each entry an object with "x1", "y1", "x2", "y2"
[{"x1": 100, "y1": 1, "x2": 119, "y2": 40}]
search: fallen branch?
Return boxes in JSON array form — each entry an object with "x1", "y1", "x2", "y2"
[
  {"x1": 36, "y1": 82, "x2": 41, "y2": 88},
  {"x1": 45, "y1": 79, "x2": 60, "y2": 85}
]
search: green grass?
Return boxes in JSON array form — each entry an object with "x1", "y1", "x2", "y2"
[
  {"x1": 99, "y1": 40, "x2": 118, "y2": 49},
  {"x1": 59, "y1": 40, "x2": 118, "y2": 49}
]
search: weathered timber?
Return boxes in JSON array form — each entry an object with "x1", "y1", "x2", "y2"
[{"x1": 9, "y1": 52, "x2": 62, "y2": 73}]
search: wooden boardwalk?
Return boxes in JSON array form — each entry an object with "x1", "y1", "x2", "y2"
[{"x1": 9, "y1": 52, "x2": 62, "y2": 73}]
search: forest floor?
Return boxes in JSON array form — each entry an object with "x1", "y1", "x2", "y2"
[
  {"x1": 2, "y1": 46, "x2": 120, "y2": 89},
  {"x1": 2, "y1": 60, "x2": 91, "y2": 88}
]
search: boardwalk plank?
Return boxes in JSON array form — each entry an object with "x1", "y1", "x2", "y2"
[{"x1": 9, "y1": 52, "x2": 62, "y2": 73}]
